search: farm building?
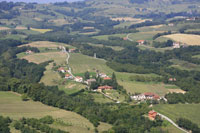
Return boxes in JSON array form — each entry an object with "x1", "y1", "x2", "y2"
[
  {"x1": 98, "y1": 86, "x2": 113, "y2": 92},
  {"x1": 65, "y1": 74, "x2": 73, "y2": 79},
  {"x1": 123, "y1": 37, "x2": 127, "y2": 40},
  {"x1": 26, "y1": 50, "x2": 33, "y2": 54},
  {"x1": 86, "y1": 79, "x2": 96, "y2": 85},
  {"x1": 97, "y1": 73, "x2": 108, "y2": 78},
  {"x1": 168, "y1": 78, "x2": 176, "y2": 82},
  {"x1": 69, "y1": 48, "x2": 76, "y2": 53},
  {"x1": 104, "y1": 77, "x2": 112, "y2": 80},
  {"x1": 75, "y1": 76, "x2": 83, "y2": 83},
  {"x1": 137, "y1": 40, "x2": 145, "y2": 45},
  {"x1": 148, "y1": 110, "x2": 157, "y2": 120},
  {"x1": 58, "y1": 67, "x2": 66, "y2": 73},
  {"x1": 173, "y1": 42, "x2": 181, "y2": 48},
  {"x1": 131, "y1": 92, "x2": 160, "y2": 101}
]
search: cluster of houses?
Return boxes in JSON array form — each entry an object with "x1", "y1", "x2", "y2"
[
  {"x1": 57, "y1": 67, "x2": 84, "y2": 83},
  {"x1": 131, "y1": 92, "x2": 161, "y2": 101}
]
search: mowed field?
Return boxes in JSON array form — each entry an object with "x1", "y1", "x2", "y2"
[
  {"x1": 21, "y1": 52, "x2": 66, "y2": 64},
  {"x1": 0, "y1": 91, "x2": 95, "y2": 133},
  {"x1": 69, "y1": 53, "x2": 114, "y2": 75},
  {"x1": 128, "y1": 31, "x2": 165, "y2": 41},
  {"x1": 93, "y1": 34, "x2": 126, "y2": 40},
  {"x1": 19, "y1": 41, "x2": 73, "y2": 48},
  {"x1": 160, "y1": 34, "x2": 200, "y2": 45},
  {"x1": 154, "y1": 104, "x2": 200, "y2": 127}
]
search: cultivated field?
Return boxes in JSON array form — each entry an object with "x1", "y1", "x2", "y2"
[
  {"x1": 21, "y1": 52, "x2": 66, "y2": 64},
  {"x1": 19, "y1": 41, "x2": 71, "y2": 48},
  {"x1": 154, "y1": 104, "x2": 200, "y2": 127},
  {"x1": 0, "y1": 91, "x2": 95, "y2": 133},
  {"x1": 30, "y1": 27, "x2": 52, "y2": 33},
  {"x1": 93, "y1": 34, "x2": 126, "y2": 40},
  {"x1": 128, "y1": 31, "x2": 165, "y2": 41},
  {"x1": 161, "y1": 34, "x2": 200, "y2": 45}
]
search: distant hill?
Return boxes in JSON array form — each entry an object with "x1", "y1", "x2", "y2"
[{"x1": 0, "y1": 0, "x2": 84, "y2": 3}]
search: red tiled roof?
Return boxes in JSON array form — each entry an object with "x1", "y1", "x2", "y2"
[
  {"x1": 137, "y1": 40, "x2": 145, "y2": 43},
  {"x1": 58, "y1": 67, "x2": 65, "y2": 71},
  {"x1": 104, "y1": 77, "x2": 112, "y2": 80},
  {"x1": 98, "y1": 85, "x2": 113, "y2": 90},
  {"x1": 65, "y1": 74, "x2": 71, "y2": 77}
]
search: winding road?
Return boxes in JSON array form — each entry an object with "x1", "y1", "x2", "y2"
[
  {"x1": 157, "y1": 112, "x2": 189, "y2": 133},
  {"x1": 126, "y1": 33, "x2": 133, "y2": 42},
  {"x1": 62, "y1": 47, "x2": 76, "y2": 79}
]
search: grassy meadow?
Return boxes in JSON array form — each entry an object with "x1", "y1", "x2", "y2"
[
  {"x1": 0, "y1": 91, "x2": 95, "y2": 133},
  {"x1": 154, "y1": 104, "x2": 200, "y2": 127},
  {"x1": 21, "y1": 52, "x2": 66, "y2": 64}
]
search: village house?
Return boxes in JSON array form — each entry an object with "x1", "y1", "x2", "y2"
[
  {"x1": 131, "y1": 92, "x2": 160, "y2": 101},
  {"x1": 57, "y1": 67, "x2": 66, "y2": 73},
  {"x1": 148, "y1": 110, "x2": 157, "y2": 120},
  {"x1": 97, "y1": 73, "x2": 108, "y2": 78},
  {"x1": 69, "y1": 48, "x2": 76, "y2": 53},
  {"x1": 75, "y1": 76, "x2": 83, "y2": 83},
  {"x1": 123, "y1": 37, "x2": 127, "y2": 40},
  {"x1": 173, "y1": 42, "x2": 181, "y2": 48},
  {"x1": 131, "y1": 94, "x2": 146, "y2": 101},
  {"x1": 168, "y1": 23, "x2": 174, "y2": 27},
  {"x1": 137, "y1": 40, "x2": 145, "y2": 45},
  {"x1": 97, "y1": 85, "x2": 113, "y2": 92},
  {"x1": 86, "y1": 79, "x2": 96, "y2": 85},
  {"x1": 168, "y1": 78, "x2": 176, "y2": 82},
  {"x1": 104, "y1": 77, "x2": 112, "y2": 80},
  {"x1": 25, "y1": 50, "x2": 33, "y2": 54},
  {"x1": 65, "y1": 74, "x2": 73, "y2": 79}
]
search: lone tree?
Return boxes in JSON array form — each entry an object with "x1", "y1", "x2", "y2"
[
  {"x1": 84, "y1": 71, "x2": 90, "y2": 80},
  {"x1": 112, "y1": 72, "x2": 118, "y2": 89}
]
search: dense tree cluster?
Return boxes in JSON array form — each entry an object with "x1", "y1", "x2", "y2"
[
  {"x1": 177, "y1": 118, "x2": 200, "y2": 133},
  {"x1": 14, "y1": 116, "x2": 66, "y2": 133},
  {"x1": 0, "y1": 116, "x2": 12, "y2": 133},
  {"x1": 153, "y1": 40, "x2": 173, "y2": 48}
]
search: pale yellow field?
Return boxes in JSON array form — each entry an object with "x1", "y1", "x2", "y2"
[
  {"x1": 31, "y1": 27, "x2": 52, "y2": 33},
  {"x1": 163, "y1": 34, "x2": 200, "y2": 45},
  {"x1": 0, "y1": 26, "x2": 10, "y2": 30},
  {"x1": 19, "y1": 41, "x2": 60, "y2": 48},
  {"x1": 168, "y1": 89, "x2": 186, "y2": 94},
  {"x1": 15, "y1": 26, "x2": 27, "y2": 30},
  {"x1": 111, "y1": 17, "x2": 151, "y2": 23}
]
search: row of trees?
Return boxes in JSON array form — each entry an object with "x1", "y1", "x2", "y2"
[{"x1": 14, "y1": 117, "x2": 67, "y2": 133}]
